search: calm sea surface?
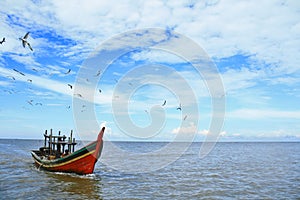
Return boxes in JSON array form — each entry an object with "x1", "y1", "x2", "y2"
[{"x1": 0, "y1": 139, "x2": 299, "y2": 199}]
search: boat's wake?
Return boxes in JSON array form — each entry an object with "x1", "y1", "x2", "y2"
[{"x1": 52, "y1": 171, "x2": 98, "y2": 180}]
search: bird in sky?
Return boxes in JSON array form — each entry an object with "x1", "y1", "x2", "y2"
[
  {"x1": 177, "y1": 103, "x2": 182, "y2": 111},
  {"x1": 183, "y1": 115, "x2": 187, "y2": 120},
  {"x1": 67, "y1": 84, "x2": 73, "y2": 89},
  {"x1": 162, "y1": 100, "x2": 166, "y2": 106},
  {"x1": 27, "y1": 100, "x2": 33, "y2": 106},
  {"x1": 19, "y1": 32, "x2": 33, "y2": 51},
  {"x1": 95, "y1": 70, "x2": 101, "y2": 77},
  {"x1": 27, "y1": 79, "x2": 32, "y2": 82},
  {"x1": 13, "y1": 68, "x2": 25, "y2": 76},
  {"x1": 65, "y1": 69, "x2": 71, "y2": 74},
  {"x1": 6, "y1": 76, "x2": 15, "y2": 80},
  {"x1": 0, "y1": 37, "x2": 5, "y2": 44},
  {"x1": 99, "y1": 89, "x2": 102, "y2": 93},
  {"x1": 35, "y1": 103, "x2": 42, "y2": 106},
  {"x1": 75, "y1": 93, "x2": 83, "y2": 98},
  {"x1": 4, "y1": 89, "x2": 13, "y2": 94}
]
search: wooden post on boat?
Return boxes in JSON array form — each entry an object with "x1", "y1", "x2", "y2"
[
  {"x1": 44, "y1": 130, "x2": 47, "y2": 148},
  {"x1": 62, "y1": 134, "x2": 66, "y2": 154},
  {"x1": 68, "y1": 130, "x2": 73, "y2": 153},
  {"x1": 70, "y1": 130, "x2": 73, "y2": 153},
  {"x1": 72, "y1": 138, "x2": 76, "y2": 152},
  {"x1": 52, "y1": 136, "x2": 54, "y2": 151},
  {"x1": 57, "y1": 131, "x2": 61, "y2": 154},
  {"x1": 49, "y1": 129, "x2": 52, "y2": 155},
  {"x1": 68, "y1": 137, "x2": 71, "y2": 153}
]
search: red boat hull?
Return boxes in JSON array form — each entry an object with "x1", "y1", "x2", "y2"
[{"x1": 32, "y1": 127, "x2": 105, "y2": 175}]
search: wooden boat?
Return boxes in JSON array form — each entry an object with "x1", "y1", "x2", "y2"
[{"x1": 31, "y1": 127, "x2": 105, "y2": 175}]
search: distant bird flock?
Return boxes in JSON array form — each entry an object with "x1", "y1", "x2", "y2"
[{"x1": 1, "y1": 32, "x2": 187, "y2": 120}]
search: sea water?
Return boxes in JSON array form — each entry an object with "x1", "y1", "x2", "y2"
[{"x1": 0, "y1": 139, "x2": 299, "y2": 199}]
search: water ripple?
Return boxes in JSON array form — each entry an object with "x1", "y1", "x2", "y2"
[{"x1": 0, "y1": 140, "x2": 299, "y2": 199}]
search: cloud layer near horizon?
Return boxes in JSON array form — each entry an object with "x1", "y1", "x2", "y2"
[{"x1": 0, "y1": 0, "x2": 299, "y2": 140}]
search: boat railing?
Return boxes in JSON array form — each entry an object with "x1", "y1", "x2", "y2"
[{"x1": 41, "y1": 129, "x2": 77, "y2": 158}]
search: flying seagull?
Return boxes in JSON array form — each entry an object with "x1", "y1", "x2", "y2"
[
  {"x1": 67, "y1": 84, "x2": 73, "y2": 89},
  {"x1": 183, "y1": 115, "x2": 187, "y2": 120},
  {"x1": 27, "y1": 79, "x2": 32, "y2": 83},
  {"x1": 0, "y1": 37, "x2": 5, "y2": 44},
  {"x1": 19, "y1": 32, "x2": 33, "y2": 51},
  {"x1": 7, "y1": 76, "x2": 15, "y2": 80},
  {"x1": 75, "y1": 93, "x2": 83, "y2": 98},
  {"x1": 65, "y1": 69, "x2": 71, "y2": 74},
  {"x1": 13, "y1": 69, "x2": 25, "y2": 76},
  {"x1": 27, "y1": 100, "x2": 33, "y2": 106},
  {"x1": 95, "y1": 70, "x2": 101, "y2": 77},
  {"x1": 4, "y1": 89, "x2": 13, "y2": 94},
  {"x1": 176, "y1": 103, "x2": 182, "y2": 111},
  {"x1": 162, "y1": 100, "x2": 166, "y2": 106}
]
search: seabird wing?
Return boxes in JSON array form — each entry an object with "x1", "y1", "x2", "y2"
[
  {"x1": 95, "y1": 70, "x2": 101, "y2": 76},
  {"x1": 27, "y1": 43, "x2": 33, "y2": 51},
  {"x1": 13, "y1": 69, "x2": 25, "y2": 76},
  {"x1": 24, "y1": 32, "x2": 30, "y2": 39}
]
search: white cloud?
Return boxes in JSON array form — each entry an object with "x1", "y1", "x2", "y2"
[
  {"x1": 131, "y1": 49, "x2": 185, "y2": 64},
  {"x1": 0, "y1": 66, "x2": 71, "y2": 95},
  {"x1": 2, "y1": 0, "x2": 299, "y2": 77},
  {"x1": 1, "y1": 0, "x2": 299, "y2": 139},
  {"x1": 0, "y1": 65, "x2": 124, "y2": 109},
  {"x1": 171, "y1": 124, "x2": 227, "y2": 137},
  {"x1": 172, "y1": 122, "x2": 197, "y2": 134},
  {"x1": 199, "y1": 129, "x2": 226, "y2": 136},
  {"x1": 8, "y1": 54, "x2": 40, "y2": 68},
  {"x1": 172, "y1": 1, "x2": 300, "y2": 79},
  {"x1": 224, "y1": 129, "x2": 300, "y2": 140},
  {"x1": 198, "y1": 129, "x2": 209, "y2": 135},
  {"x1": 221, "y1": 67, "x2": 261, "y2": 94},
  {"x1": 228, "y1": 108, "x2": 300, "y2": 119},
  {"x1": 0, "y1": 80, "x2": 11, "y2": 86}
]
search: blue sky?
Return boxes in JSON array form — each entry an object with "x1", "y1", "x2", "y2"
[{"x1": 0, "y1": 0, "x2": 299, "y2": 141}]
